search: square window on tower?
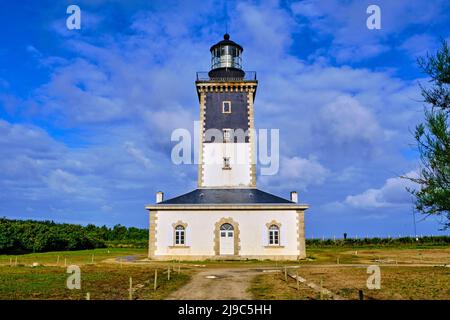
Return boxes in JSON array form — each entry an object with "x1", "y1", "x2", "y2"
[
  {"x1": 223, "y1": 128, "x2": 232, "y2": 143},
  {"x1": 222, "y1": 101, "x2": 232, "y2": 114},
  {"x1": 223, "y1": 157, "x2": 231, "y2": 170}
]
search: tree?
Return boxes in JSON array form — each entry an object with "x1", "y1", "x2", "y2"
[{"x1": 404, "y1": 40, "x2": 450, "y2": 229}]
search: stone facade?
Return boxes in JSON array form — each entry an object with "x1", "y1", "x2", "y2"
[{"x1": 147, "y1": 207, "x2": 307, "y2": 261}]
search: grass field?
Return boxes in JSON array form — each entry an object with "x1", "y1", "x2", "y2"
[
  {"x1": 0, "y1": 264, "x2": 191, "y2": 300},
  {"x1": 0, "y1": 248, "x2": 147, "y2": 267},
  {"x1": 303, "y1": 245, "x2": 450, "y2": 265},
  {"x1": 0, "y1": 245, "x2": 449, "y2": 300},
  {"x1": 249, "y1": 244, "x2": 450, "y2": 300},
  {"x1": 250, "y1": 266, "x2": 450, "y2": 300},
  {"x1": 0, "y1": 248, "x2": 192, "y2": 300}
]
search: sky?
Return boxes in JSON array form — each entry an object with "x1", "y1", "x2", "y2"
[{"x1": 0, "y1": 0, "x2": 449, "y2": 237}]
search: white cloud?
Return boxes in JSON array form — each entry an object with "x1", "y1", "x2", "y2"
[
  {"x1": 47, "y1": 169, "x2": 80, "y2": 194},
  {"x1": 280, "y1": 156, "x2": 329, "y2": 183},
  {"x1": 400, "y1": 34, "x2": 437, "y2": 59},
  {"x1": 124, "y1": 141, "x2": 152, "y2": 169},
  {"x1": 1, "y1": 0, "x2": 443, "y2": 232},
  {"x1": 260, "y1": 156, "x2": 329, "y2": 191},
  {"x1": 312, "y1": 95, "x2": 390, "y2": 159},
  {"x1": 344, "y1": 170, "x2": 418, "y2": 208},
  {"x1": 291, "y1": 0, "x2": 450, "y2": 62}
]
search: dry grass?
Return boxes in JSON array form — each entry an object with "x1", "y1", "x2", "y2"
[
  {"x1": 249, "y1": 272, "x2": 319, "y2": 300},
  {"x1": 303, "y1": 246, "x2": 450, "y2": 265},
  {"x1": 250, "y1": 266, "x2": 450, "y2": 300},
  {"x1": 296, "y1": 265, "x2": 450, "y2": 300}
]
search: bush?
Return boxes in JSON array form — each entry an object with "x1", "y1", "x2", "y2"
[
  {"x1": 305, "y1": 236, "x2": 450, "y2": 247},
  {"x1": 0, "y1": 218, "x2": 148, "y2": 253}
]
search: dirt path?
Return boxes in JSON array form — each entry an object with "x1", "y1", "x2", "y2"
[{"x1": 166, "y1": 268, "x2": 261, "y2": 300}]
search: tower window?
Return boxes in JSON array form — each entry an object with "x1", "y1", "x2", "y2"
[
  {"x1": 223, "y1": 157, "x2": 231, "y2": 170},
  {"x1": 268, "y1": 225, "x2": 280, "y2": 245},
  {"x1": 223, "y1": 128, "x2": 232, "y2": 143},
  {"x1": 222, "y1": 101, "x2": 232, "y2": 114}
]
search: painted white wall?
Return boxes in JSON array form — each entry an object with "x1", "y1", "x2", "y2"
[
  {"x1": 202, "y1": 143, "x2": 252, "y2": 187},
  {"x1": 154, "y1": 210, "x2": 299, "y2": 257}
]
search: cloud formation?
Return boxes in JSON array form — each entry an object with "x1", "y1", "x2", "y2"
[
  {"x1": 0, "y1": 0, "x2": 448, "y2": 235},
  {"x1": 345, "y1": 171, "x2": 418, "y2": 209}
]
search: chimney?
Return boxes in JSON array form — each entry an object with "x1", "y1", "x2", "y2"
[
  {"x1": 156, "y1": 191, "x2": 164, "y2": 203},
  {"x1": 290, "y1": 191, "x2": 298, "y2": 203}
]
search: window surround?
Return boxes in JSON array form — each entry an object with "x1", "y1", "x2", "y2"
[
  {"x1": 266, "y1": 220, "x2": 282, "y2": 246},
  {"x1": 222, "y1": 101, "x2": 232, "y2": 114},
  {"x1": 172, "y1": 221, "x2": 188, "y2": 246}
]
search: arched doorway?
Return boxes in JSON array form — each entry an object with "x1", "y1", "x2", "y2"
[{"x1": 220, "y1": 223, "x2": 234, "y2": 255}]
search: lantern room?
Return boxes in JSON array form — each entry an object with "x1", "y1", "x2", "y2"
[{"x1": 208, "y1": 34, "x2": 245, "y2": 79}]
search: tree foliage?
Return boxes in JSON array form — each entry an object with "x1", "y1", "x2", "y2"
[
  {"x1": 0, "y1": 218, "x2": 148, "y2": 253},
  {"x1": 405, "y1": 40, "x2": 450, "y2": 229}
]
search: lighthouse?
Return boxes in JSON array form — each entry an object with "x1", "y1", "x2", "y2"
[
  {"x1": 146, "y1": 34, "x2": 308, "y2": 261},
  {"x1": 197, "y1": 33, "x2": 257, "y2": 188}
]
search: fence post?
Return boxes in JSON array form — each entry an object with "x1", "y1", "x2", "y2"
[
  {"x1": 284, "y1": 266, "x2": 287, "y2": 282},
  {"x1": 153, "y1": 269, "x2": 158, "y2": 291},
  {"x1": 15, "y1": 257, "x2": 18, "y2": 266},
  {"x1": 56, "y1": 255, "x2": 60, "y2": 265},
  {"x1": 86, "y1": 292, "x2": 90, "y2": 300},
  {"x1": 359, "y1": 290, "x2": 364, "y2": 300},
  {"x1": 129, "y1": 277, "x2": 133, "y2": 300},
  {"x1": 296, "y1": 271, "x2": 299, "y2": 291},
  {"x1": 320, "y1": 277, "x2": 323, "y2": 300}
]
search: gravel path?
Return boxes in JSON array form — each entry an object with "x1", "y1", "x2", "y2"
[{"x1": 166, "y1": 268, "x2": 261, "y2": 300}]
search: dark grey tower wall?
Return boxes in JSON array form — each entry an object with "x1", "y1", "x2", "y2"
[{"x1": 204, "y1": 91, "x2": 250, "y2": 143}]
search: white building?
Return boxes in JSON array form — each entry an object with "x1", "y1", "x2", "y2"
[{"x1": 146, "y1": 34, "x2": 308, "y2": 261}]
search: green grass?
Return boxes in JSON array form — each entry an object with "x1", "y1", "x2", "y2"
[
  {"x1": 0, "y1": 248, "x2": 193, "y2": 300},
  {"x1": 1, "y1": 245, "x2": 449, "y2": 300},
  {"x1": 0, "y1": 248, "x2": 147, "y2": 267},
  {"x1": 0, "y1": 263, "x2": 192, "y2": 300}
]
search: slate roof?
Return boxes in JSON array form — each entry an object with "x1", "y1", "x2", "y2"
[{"x1": 158, "y1": 188, "x2": 294, "y2": 205}]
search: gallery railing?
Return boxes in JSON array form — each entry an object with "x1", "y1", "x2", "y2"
[{"x1": 196, "y1": 71, "x2": 257, "y2": 82}]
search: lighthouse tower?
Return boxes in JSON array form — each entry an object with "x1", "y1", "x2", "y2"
[{"x1": 196, "y1": 34, "x2": 257, "y2": 188}]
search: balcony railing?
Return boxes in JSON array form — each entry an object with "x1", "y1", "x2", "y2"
[{"x1": 196, "y1": 71, "x2": 257, "y2": 82}]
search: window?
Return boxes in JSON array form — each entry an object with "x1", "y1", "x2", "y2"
[
  {"x1": 175, "y1": 225, "x2": 185, "y2": 245},
  {"x1": 220, "y1": 223, "x2": 234, "y2": 230},
  {"x1": 268, "y1": 225, "x2": 280, "y2": 245},
  {"x1": 223, "y1": 128, "x2": 232, "y2": 143},
  {"x1": 222, "y1": 101, "x2": 231, "y2": 114},
  {"x1": 223, "y1": 157, "x2": 231, "y2": 170},
  {"x1": 220, "y1": 223, "x2": 234, "y2": 237}
]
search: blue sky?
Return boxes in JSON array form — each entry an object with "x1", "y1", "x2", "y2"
[{"x1": 0, "y1": 0, "x2": 449, "y2": 237}]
